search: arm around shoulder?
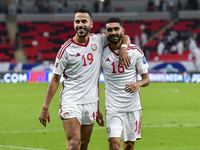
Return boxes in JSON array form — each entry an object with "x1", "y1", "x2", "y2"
[{"x1": 119, "y1": 35, "x2": 131, "y2": 69}]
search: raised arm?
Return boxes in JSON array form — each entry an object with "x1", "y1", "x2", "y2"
[
  {"x1": 39, "y1": 73, "x2": 61, "y2": 127},
  {"x1": 119, "y1": 35, "x2": 131, "y2": 69}
]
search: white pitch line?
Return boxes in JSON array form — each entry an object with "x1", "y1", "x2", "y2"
[
  {"x1": 0, "y1": 124, "x2": 200, "y2": 134},
  {"x1": 0, "y1": 129, "x2": 63, "y2": 134},
  {"x1": 142, "y1": 124, "x2": 200, "y2": 128},
  {"x1": 0, "y1": 145, "x2": 53, "y2": 150}
]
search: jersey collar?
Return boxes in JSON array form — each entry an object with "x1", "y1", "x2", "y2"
[
  {"x1": 109, "y1": 45, "x2": 119, "y2": 56},
  {"x1": 71, "y1": 37, "x2": 90, "y2": 47}
]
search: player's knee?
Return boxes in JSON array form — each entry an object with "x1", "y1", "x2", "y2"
[
  {"x1": 68, "y1": 139, "x2": 80, "y2": 150},
  {"x1": 124, "y1": 141, "x2": 135, "y2": 150},
  {"x1": 109, "y1": 141, "x2": 120, "y2": 150}
]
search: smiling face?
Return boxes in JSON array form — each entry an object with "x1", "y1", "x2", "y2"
[
  {"x1": 74, "y1": 12, "x2": 93, "y2": 38},
  {"x1": 105, "y1": 22, "x2": 124, "y2": 45}
]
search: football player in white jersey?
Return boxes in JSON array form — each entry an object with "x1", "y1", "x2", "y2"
[
  {"x1": 102, "y1": 17, "x2": 150, "y2": 150},
  {"x1": 39, "y1": 8, "x2": 131, "y2": 150}
]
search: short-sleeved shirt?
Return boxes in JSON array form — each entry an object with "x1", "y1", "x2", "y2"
[
  {"x1": 53, "y1": 33, "x2": 107, "y2": 105},
  {"x1": 101, "y1": 44, "x2": 149, "y2": 112}
]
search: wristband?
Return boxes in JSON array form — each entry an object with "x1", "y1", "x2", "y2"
[{"x1": 121, "y1": 44, "x2": 128, "y2": 48}]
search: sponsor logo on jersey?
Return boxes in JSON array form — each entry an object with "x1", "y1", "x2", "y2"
[
  {"x1": 91, "y1": 44, "x2": 97, "y2": 51},
  {"x1": 105, "y1": 58, "x2": 110, "y2": 62},
  {"x1": 63, "y1": 112, "x2": 69, "y2": 119},
  {"x1": 55, "y1": 63, "x2": 59, "y2": 68},
  {"x1": 107, "y1": 127, "x2": 111, "y2": 134},
  {"x1": 142, "y1": 56, "x2": 147, "y2": 64},
  {"x1": 75, "y1": 53, "x2": 81, "y2": 57}
]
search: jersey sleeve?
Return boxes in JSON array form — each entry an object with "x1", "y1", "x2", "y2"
[
  {"x1": 53, "y1": 45, "x2": 68, "y2": 75},
  {"x1": 136, "y1": 51, "x2": 149, "y2": 75}
]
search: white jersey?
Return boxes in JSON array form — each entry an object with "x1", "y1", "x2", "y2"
[
  {"x1": 101, "y1": 44, "x2": 149, "y2": 112},
  {"x1": 53, "y1": 33, "x2": 107, "y2": 104}
]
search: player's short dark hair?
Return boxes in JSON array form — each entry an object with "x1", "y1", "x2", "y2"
[
  {"x1": 104, "y1": 17, "x2": 123, "y2": 27},
  {"x1": 74, "y1": 8, "x2": 92, "y2": 20}
]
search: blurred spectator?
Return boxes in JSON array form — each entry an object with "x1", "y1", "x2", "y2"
[
  {"x1": 177, "y1": 0, "x2": 182, "y2": 10},
  {"x1": 94, "y1": 0, "x2": 99, "y2": 13},
  {"x1": 160, "y1": 0, "x2": 167, "y2": 11},
  {"x1": 186, "y1": 0, "x2": 199, "y2": 10},
  {"x1": 157, "y1": 36, "x2": 165, "y2": 55},
  {"x1": 170, "y1": 40, "x2": 177, "y2": 54},
  {"x1": 17, "y1": 0, "x2": 24, "y2": 14},
  {"x1": 38, "y1": 0, "x2": 45, "y2": 13},
  {"x1": 34, "y1": 0, "x2": 39, "y2": 13},
  {"x1": 2, "y1": 1, "x2": 8, "y2": 15},
  {"x1": 141, "y1": 30, "x2": 148, "y2": 48},
  {"x1": 144, "y1": 49, "x2": 150, "y2": 61},
  {"x1": 140, "y1": 25, "x2": 148, "y2": 49},
  {"x1": 188, "y1": 34, "x2": 200, "y2": 70},
  {"x1": 168, "y1": 0, "x2": 174, "y2": 11},
  {"x1": 13, "y1": 64, "x2": 20, "y2": 73},
  {"x1": 147, "y1": 0, "x2": 154, "y2": 11},
  {"x1": 64, "y1": 0, "x2": 68, "y2": 8},
  {"x1": 134, "y1": 34, "x2": 140, "y2": 47},
  {"x1": 8, "y1": 1, "x2": 17, "y2": 16},
  {"x1": 44, "y1": 0, "x2": 52, "y2": 13},
  {"x1": 102, "y1": 0, "x2": 110, "y2": 12},
  {"x1": 176, "y1": 39, "x2": 184, "y2": 55},
  {"x1": 154, "y1": 0, "x2": 160, "y2": 11},
  {"x1": 57, "y1": 0, "x2": 63, "y2": 13},
  {"x1": 166, "y1": 63, "x2": 173, "y2": 72}
]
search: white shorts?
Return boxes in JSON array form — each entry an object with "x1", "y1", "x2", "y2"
[
  {"x1": 59, "y1": 102, "x2": 97, "y2": 125},
  {"x1": 106, "y1": 110, "x2": 142, "y2": 142}
]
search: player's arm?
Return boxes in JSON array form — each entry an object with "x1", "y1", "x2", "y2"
[
  {"x1": 125, "y1": 72, "x2": 150, "y2": 93},
  {"x1": 96, "y1": 74, "x2": 105, "y2": 126},
  {"x1": 119, "y1": 35, "x2": 131, "y2": 69},
  {"x1": 39, "y1": 73, "x2": 61, "y2": 127}
]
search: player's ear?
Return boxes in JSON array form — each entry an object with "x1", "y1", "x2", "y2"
[
  {"x1": 122, "y1": 27, "x2": 125, "y2": 35},
  {"x1": 104, "y1": 28, "x2": 107, "y2": 34},
  {"x1": 90, "y1": 21, "x2": 93, "y2": 29}
]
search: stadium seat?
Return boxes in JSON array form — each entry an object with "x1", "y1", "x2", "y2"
[{"x1": 0, "y1": 22, "x2": 16, "y2": 63}]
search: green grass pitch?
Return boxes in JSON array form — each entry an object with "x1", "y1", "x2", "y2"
[{"x1": 0, "y1": 82, "x2": 200, "y2": 150}]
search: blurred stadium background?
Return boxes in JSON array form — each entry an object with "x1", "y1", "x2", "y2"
[
  {"x1": 0, "y1": 0, "x2": 200, "y2": 83},
  {"x1": 0, "y1": 1, "x2": 200, "y2": 150}
]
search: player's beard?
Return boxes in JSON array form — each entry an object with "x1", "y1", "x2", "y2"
[
  {"x1": 107, "y1": 33, "x2": 122, "y2": 45},
  {"x1": 75, "y1": 27, "x2": 90, "y2": 38}
]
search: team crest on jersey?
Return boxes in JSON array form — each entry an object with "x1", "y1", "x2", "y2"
[
  {"x1": 142, "y1": 56, "x2": 147, "y2": 64},
  {"x1": 91, "y1": 44, "x2": 97, "y2": 51},
  {"x1": 107, "y1": 127, "x2": 111, "y2": 134},
  {"x1": 55, "y1": 63, "x2": 59, "y2": 68},
  {"x1": 63, "y1": 112, "x2": 69, "y2": 119}
]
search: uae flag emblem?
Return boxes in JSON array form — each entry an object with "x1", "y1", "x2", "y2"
[
  {"x1": 91, "y1": 44, "x2": 97, "y2": 51},
  {"x1": 107, "y1": 127, "x2": 111, "y2": 134}
]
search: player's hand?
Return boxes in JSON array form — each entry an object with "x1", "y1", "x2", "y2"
[
  {"x1": 39, "y1": 108, "x2": 50, "y2": 127},
  {"x1": 96, "y1": 111, "x2": 105, "y2": 126},
  {"x1": 119, "y1": 47, "x2": 131, "y2": 69},
  {"x1": 125, "y1": 82, "x2": 142, "y2": 93}
]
